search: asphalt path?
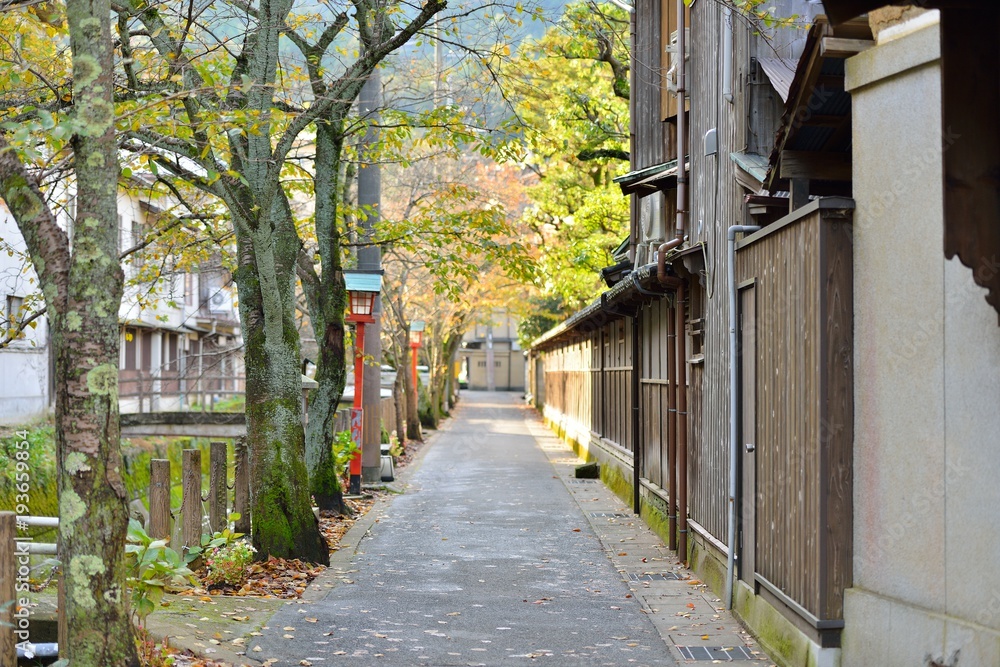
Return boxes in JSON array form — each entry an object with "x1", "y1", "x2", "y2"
[{"x1": 252, "y1": 391, "x2": 676, "y2": 666}]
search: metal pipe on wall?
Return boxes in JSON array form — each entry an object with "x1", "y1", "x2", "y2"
[
  {"x1": 631, "y1": 312, "x2": 641, "y2": 514},
  {"x1": 675, "y1": 0, "x2": 687, "y2": 242},
  {"x1": 676, "y1": 283, "x2": 689, "y2": 564},
  {"x1": 722, "y1": 6, "x2": 733, "y2": 103},
  {"x1": 725, "y1": 224, "x2": 760, "y2": 609},
  {"x1": 666, "y1": 295, "x2": 678, "y2": 550}
]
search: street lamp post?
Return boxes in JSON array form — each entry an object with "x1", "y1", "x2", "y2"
[
  {"x1": 344, "y1": 270, "x2": 382, "y2": 495},
  {"x1": 409, "y1": 320, "x2": 425, "y2": 400}
]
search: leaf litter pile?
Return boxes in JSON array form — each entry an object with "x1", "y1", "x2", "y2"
[{"x1": 177, "y1": 493, "x2": 381, "y2": 600}]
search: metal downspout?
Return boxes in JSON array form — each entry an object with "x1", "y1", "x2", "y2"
[
  {"x1": 726, "y1": 224, "x2": 760, "y2": 609},
  {"x1": 676, "y1": 283, "x2": 689, "y2": 565},
  {"x1": 666, "y1": 293, "x2": 678, "y2": 550},
  {"x1": 631, "y1": 310, "x2": 641, "y2": 514},
  {"x1": 657, "y1": 238, "x2": 684, "y2": 283},
  {"x1": 675, "y1": 0, "x2": 687, "y2": 243},
  {"x1": 722, "y1": 6, "x2": 733, "y2": 103}
]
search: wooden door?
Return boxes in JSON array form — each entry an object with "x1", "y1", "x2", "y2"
[{"x1": 739, "y1": 286, "x2": 757, "y2": 584}]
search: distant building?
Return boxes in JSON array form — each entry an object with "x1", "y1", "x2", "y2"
[
  {"x1": 117, "y1": 189, "x2": 243, "y2": 413},
  {"x1": 460, "y1": 312, "x2": 525, "y2": 391},
  {"x1": 0, "y1": 185, "x2": 243, "y2": 425},
  {"x1": 0, "y1": 205, "x2": 51, "y2": 425}
]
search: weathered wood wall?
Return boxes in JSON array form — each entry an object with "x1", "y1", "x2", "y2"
[
  {"x1": 686, "y1": 0, "x2": 735, "y2": 546},
  {"x1": 538, "y1": 318, "x2": 636, "y2": 457},
  {"x1": 683, "y1": 0, "x2": 817, "y2": 555},
  {"x1": 735, "y1": 202, "x2": 854, "y2": 623},
  {"x1": 640, "y1": 298, "x2": 673, "y2": 491}
]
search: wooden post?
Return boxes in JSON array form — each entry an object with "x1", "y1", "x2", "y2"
[
  {"x1": 789, "y1": 177, "x2": 810, "y2": 212},
  {"x1": 233, "y1": 438, "x2": 250, "y2": 535},
  {"x1": 1, "y1": 512, "x2": 15, "y2": 665},
  {"x1": 182, "y1": 449, "x2": 202, "y2": 550},
  {"x1": 149, "y1": 459, "x2": 171, "y2": 539},
  {"x1": 209, "y1": 442, "x2": 227, "y2": 534}
]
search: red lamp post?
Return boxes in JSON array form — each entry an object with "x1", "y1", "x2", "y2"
[
  {"x1": 344, "y1": 270, "x2": 382, "y2": 495},
  {"x1": 409, "y1": 320, "x2": 425, "y2": 398}
]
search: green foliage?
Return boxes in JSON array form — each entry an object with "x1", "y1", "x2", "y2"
[
  {"x1": 185, "y1": 513, "x2": 246, "y2": 564},
  {"x1": 331, "y1": 430, "x2": 359, "y2": 481},
  {"x1": 513, "y1": 1, "x2": 632, "y2": 312},
  {"x1": 418, "y1": 381, "x2": 436, "y2": 429},
  {"x1": 516, "y1": 294, "x2": 565, "y2": 347},
  {"x1": 203, "y1": 540, "x2": 256, "y2": 588},
  {"x1": 730, "y1": 0, "x2": 801, "y2": 30},
  {"x1": 125, "y1": 520, "x2": 195, "y2": 626},
  {"x1": 0, "y1": 423, "x2": 58, "y2": 539},
  {"x1": 387, "y1": 431, "x2": 403, "y2": 458}
]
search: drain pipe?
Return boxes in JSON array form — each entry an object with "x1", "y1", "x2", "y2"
[
  {"x1": 666, "y1": 294, "x2": 678, "y2": 550},
  {"x1": 631, "y1": 308, "x2": 641, "y2": 514},
  {"x1": 725, "y1": 224, "x2": 760, "y2": 610},
  {"x1": 676, "y1": 282, "x2": 689, "y2": 565},
  {"x1": 657, "y1": 238, "x2": 684, "y2": 284},
  {"x1": 722, "y1": 6, "x2": 733, "y2": 103},
  {"x1": 675, "y1": 0, "x2": 687, "y2": 242}
]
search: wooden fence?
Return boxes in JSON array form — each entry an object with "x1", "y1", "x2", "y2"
[{"x1": 735, "y1": 201, "x2": 854, "y2": 628}]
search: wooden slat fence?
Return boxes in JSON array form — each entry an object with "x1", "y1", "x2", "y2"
[{"x1": 735, "y1": 202, "x2": 854, "y2": 625}]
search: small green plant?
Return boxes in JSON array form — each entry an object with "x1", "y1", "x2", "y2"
[
  {"x1": 134, "y1": 625, "x2": 175, "y2": 667},
  {"x1": 125, "y1": 520, "x2": 195, "y2": 627},
  {"x1": 184, "y1": 512, "x2": 245, "y2": 564},
  {"x1": 332, "y1": 430, "x2": 360, "y2": 480},
  {"x1": 388, "y1": 431, "x2": 404, "y2": 458},
  {"x1": 203, "y1": 540, "x2": 256, "y2": 588}
]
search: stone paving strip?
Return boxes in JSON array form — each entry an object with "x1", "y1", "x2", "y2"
[{"x1": 525, "y1": 412, "x2": 775, "y2": 665}]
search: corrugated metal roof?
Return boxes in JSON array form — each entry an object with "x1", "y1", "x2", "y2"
[
  {"x1": 758, "y1": 57, "x2": 796, "y2": 102},
  {"x1": 763, "y1": 17, "x2": 871, "y2": 191},
  {"x1": 613, "y1": 160, "x2": 677, "y2": 185}
]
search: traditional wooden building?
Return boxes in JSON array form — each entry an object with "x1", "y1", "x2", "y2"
[{"x1": 530, "y1": 2, "x2": 1000, "y2": 665}]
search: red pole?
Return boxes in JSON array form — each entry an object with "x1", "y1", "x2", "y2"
[
  {"x1": 349, "y1": 322, "x2": 365, "y2": 494},
  {"x1": 410, "y1": 343, "x2": 419, "y2": 398}
]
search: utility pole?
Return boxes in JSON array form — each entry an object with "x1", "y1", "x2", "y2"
[{"x1": 358, "y1": 66, "x2": 383, "y2": 485}]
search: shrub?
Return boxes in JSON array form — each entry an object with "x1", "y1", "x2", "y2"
[{"x1": 203, "y1": 541, "x2": 256, "y2": 588}]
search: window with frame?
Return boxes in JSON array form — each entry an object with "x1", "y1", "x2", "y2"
[{"x1": 5, "y1": 295, "x2": 24, "y2": 325}]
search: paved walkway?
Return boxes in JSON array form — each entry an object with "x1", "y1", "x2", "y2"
[{"x1": 250, "y1": 392, "x2": 770, "y2": 666}]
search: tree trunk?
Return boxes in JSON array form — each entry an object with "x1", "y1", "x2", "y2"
[
  {"x1": 0, "y1": 0, "x2": 138, "y2": 658},
  {"x1": 49, "y1": 0, "x2": 134, "y2": 660},
  {"x1": 404, "y1": 342, "x2": 423, "y2": 441},
  {"x1": 236, "y1": 227, "x2": 329, "y2": 565},
  {"x1": 300, "y1": 119, "x2": 350, "y2": 514},
  {"x1": 392, "y1": 359, "x2": 406, "y2": 449}
]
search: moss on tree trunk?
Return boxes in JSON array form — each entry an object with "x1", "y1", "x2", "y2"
[
  {"x1": 236, "y1": 234, "x2": 330, "y2": 565},
  {"x1": 0, "y1": 0, "x2": 139, "y2": 657},
  {"x1": 301, "y1": 119, "x2": 351, "y2": 514}
]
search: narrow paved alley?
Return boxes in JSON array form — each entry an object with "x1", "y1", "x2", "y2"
[{"x1": 251, "y1": 392, "x2": 767, "y2": 666}]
